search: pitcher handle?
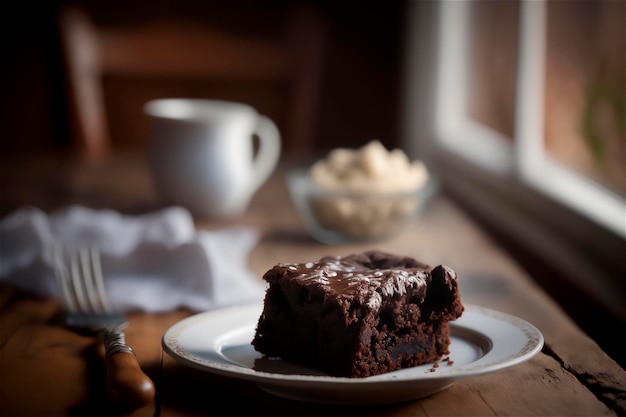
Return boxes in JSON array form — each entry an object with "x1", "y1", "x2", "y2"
[{"x1": 250, "y1": 115, "x2": 281, "y2": 191}]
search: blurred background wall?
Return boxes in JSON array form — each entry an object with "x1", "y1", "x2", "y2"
[{"x1": 1, "y1": 0, "x2": 407, "y2": 157}]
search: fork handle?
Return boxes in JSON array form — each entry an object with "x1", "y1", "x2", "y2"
[{"x1": 103, "y1": 330, "x2": 155, "y2": 410}]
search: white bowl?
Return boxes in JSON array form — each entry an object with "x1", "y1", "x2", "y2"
[{"x1": 286, "y1": 169, "x2": 438, "y2": 244}]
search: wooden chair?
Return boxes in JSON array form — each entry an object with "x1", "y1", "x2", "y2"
[{"x1": 57, "y1": 3, "x2": 325, "y2": 160}]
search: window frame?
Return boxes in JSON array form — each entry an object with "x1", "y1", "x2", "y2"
[
  {"x1": 515, "y1": 1, "x2": 625, "y2": 238},
  {"x1": 434, "y1": 0, "x2": 515, "y2": 176},
  {"x1": 401, "y1": 0, "x2": 626, "y2": 322}
]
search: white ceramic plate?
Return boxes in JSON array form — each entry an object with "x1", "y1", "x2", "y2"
[{"x1": 162, "y1": 303, "x2": 543, "y2": 405}]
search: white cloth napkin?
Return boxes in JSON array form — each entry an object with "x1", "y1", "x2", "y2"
[{"x1": 0, "y1": 205, "x2": 266, "y2": 312}]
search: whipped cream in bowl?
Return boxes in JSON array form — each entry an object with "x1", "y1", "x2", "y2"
[{"x1": 287, "y1": 141, "x2": 437, "y2": 244}]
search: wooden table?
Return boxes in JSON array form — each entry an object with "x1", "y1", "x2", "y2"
[{"x1": 1, "y1": 152, "x2": 625, "y2": 416}]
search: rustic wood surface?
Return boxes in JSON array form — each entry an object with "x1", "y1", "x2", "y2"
[{"x1": 1, "y1": 153, "x2": 624, "y2": 417}]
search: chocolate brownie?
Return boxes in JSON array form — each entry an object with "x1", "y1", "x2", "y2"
[{"x1": 251, "y1": 250, "x2": 464, "y2": 378}]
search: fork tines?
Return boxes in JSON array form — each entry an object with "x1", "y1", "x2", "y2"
[{"x1": 52, "y1": 242, "x2": 112, "y2": 315}]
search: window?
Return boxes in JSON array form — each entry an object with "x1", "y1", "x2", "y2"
[
  {"x1": 434, "y1": 0, "x2": 517, "y2": 175},
  {"x1": 402, "y1": 0, "x2": 625, "y2": 321},
  {"x1": 517, "y1": 0, "x2": 625, "y2": 237},
  {"x1": 431, "y1": 0, "x2": 624, "y2": 237}
]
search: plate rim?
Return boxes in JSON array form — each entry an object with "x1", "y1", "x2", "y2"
[{"x1": 162, "y1": 302, "x2": 544, "y2": 385}]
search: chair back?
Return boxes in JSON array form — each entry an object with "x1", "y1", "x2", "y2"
[{"x1": 57, "y1": 4, "x2": 326, "y2": 159}]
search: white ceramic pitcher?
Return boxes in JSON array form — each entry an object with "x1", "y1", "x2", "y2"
[{"x1": 145, "y1": 99, "x2": 281, "y2": 219}]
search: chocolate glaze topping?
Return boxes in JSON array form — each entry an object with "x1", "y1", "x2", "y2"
[{"x1": 264, "y1": 251, "x2": 452, "y2": 310}]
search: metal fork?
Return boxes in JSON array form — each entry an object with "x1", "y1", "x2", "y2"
[{"x1": 52, "y1": 242, "x2": 155, "y2": 410}]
